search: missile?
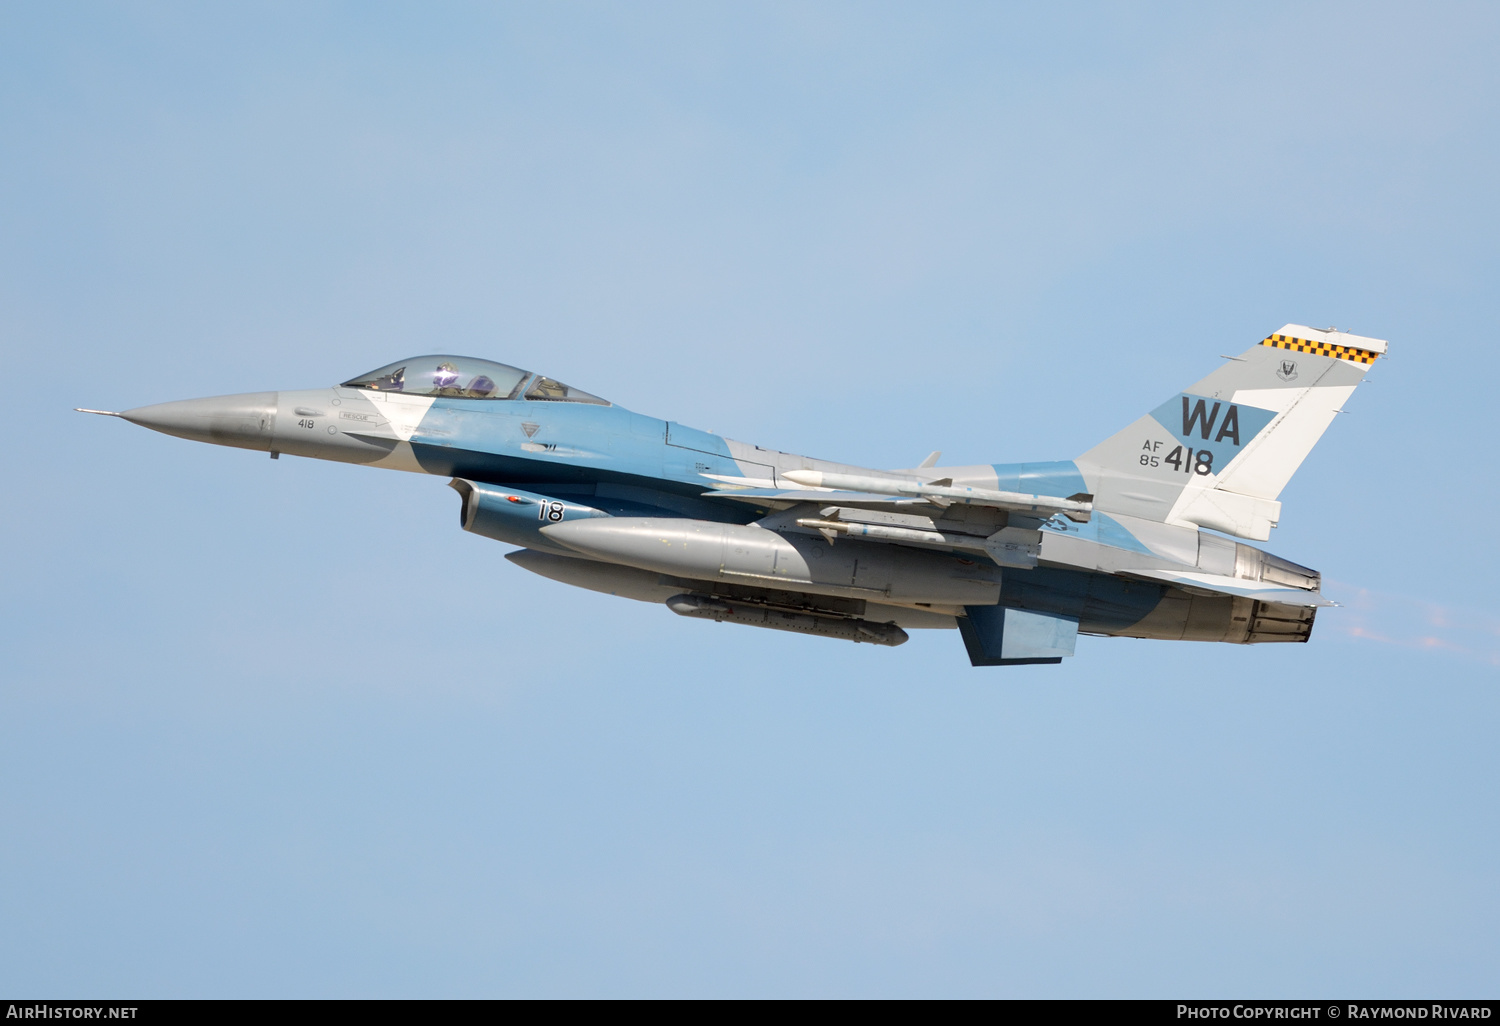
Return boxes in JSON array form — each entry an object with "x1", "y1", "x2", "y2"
[
  {"x1": 540, "y1": 517, "x2": 1001, "y2": 605},
  {"x1": 781, "y1": 469, "x2": 1092, "y2": 521},
  {"x1": 794, "y1": 516, "x2": 987, "y2": 552},
  {"x1": 794, "y1": 518, "x2": 1042, "y2": 569},
  {"x1": 665, "y1": 593, "x2": 909, "y2": 646}
]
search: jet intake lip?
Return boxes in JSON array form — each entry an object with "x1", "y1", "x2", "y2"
[{"x1": 120, "y1": 392, "x2": 279, "y2": 451}]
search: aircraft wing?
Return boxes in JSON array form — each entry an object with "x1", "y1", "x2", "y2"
[
  {"x1": 703, "y1": 481, "x2": 1328, "y2": 606},
  {"x1": 702, "y1": 470, "x2": 1093, "y2": 521},
  {"x1": 702, "y1": 487, "x2": 937, "y2": 509}
]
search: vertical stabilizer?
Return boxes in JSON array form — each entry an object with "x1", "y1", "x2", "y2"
[{"x1": 1076, "y1": 325, "x2": 1386, "y2": 541}]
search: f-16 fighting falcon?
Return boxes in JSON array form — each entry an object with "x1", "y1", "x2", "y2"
[{"x1": 80, "y1": 325, "x2": 1382, "y2": 666}]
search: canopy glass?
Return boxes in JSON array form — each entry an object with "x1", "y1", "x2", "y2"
[{"x1": 341, "y1": 356, "x2": 609, "y2": 405}]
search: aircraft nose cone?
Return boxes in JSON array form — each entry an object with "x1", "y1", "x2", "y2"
[{"x1": 120, "y1": 392, "x2": 279, "y2": 451}]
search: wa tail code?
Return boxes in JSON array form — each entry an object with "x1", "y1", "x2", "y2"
[{"x1": 1183, "y1": 397, "x2": 1243, "y2": 445}]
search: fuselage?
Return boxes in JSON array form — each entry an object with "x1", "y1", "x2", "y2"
[{"x1": 103, "y1": 350, "x2": 1331, "y2": 664}]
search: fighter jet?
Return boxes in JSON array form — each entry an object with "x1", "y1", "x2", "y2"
[{"x1": 79, "y1": 325, "x2": 1382, "y2": 665}]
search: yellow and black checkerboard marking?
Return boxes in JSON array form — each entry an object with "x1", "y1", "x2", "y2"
[{"x1": 1260, "y1": 334, "x2": 1379, "y2": 364}]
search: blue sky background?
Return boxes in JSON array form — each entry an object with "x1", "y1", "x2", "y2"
[{"x1": 2, "y1": 1, "x2": 1497, "y2": 998}]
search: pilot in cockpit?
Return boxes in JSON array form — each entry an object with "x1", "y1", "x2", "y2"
[{"x1": 341, "y1": 356, "x2": 608, "y2": 405}]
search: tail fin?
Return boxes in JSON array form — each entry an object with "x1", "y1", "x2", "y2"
[{"x1": 1077, "y1": 324, "x2": 1386, "y2": 541}]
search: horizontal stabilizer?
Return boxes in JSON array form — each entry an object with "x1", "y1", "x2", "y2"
[{"x1": 1123, "y1": 567, "x2": 1335, "y2": 607}]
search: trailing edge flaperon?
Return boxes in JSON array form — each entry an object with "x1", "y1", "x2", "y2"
[{"x1": 85, "y1": 325, "x2": 1383, "y2": 666}]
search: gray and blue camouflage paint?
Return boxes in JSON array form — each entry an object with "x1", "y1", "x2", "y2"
[{"x1": 83, "y1": 324, "x2": 1383, "y2": 666}]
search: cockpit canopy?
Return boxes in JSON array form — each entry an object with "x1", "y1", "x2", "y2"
[{"x1": 341, "y1": 356, "x2": 608, "y2": 405}]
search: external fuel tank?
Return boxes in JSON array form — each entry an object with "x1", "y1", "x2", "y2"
[{"x1": 540, "y1": 517, "x2": 1002, "y2": 606}]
